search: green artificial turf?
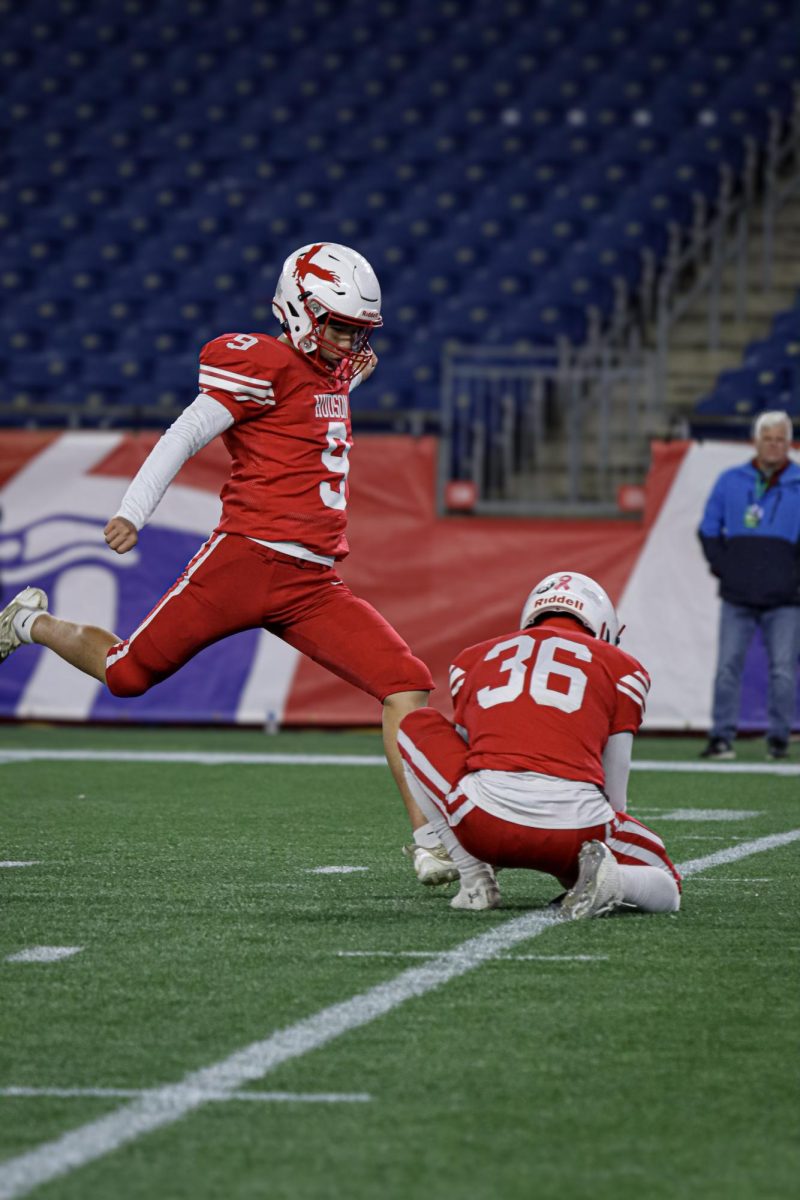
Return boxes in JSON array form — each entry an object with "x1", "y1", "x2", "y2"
[{"x1": 0, "y1": 726, "x2": 797, "y2": 1199}]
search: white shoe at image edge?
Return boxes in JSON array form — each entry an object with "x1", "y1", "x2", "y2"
[{"x1": 0, "y1": 586, "x2": 48, "y2": 662}]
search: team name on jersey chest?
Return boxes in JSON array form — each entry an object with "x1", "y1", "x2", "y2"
[{"x1": 314, "y1": 394, "x2": 350, "y2": 419}]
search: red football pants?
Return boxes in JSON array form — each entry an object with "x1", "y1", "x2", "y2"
[
  {"x1": 106, "y1": 532, "x2": 434, "y2": 701},
  {"x1": 399, "y1": 707, "x2": 681, "y2": 888}
]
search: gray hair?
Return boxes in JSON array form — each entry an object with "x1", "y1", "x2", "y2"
[{"x1": 752, "y1": 410, "x2": 793, "y2": 441}]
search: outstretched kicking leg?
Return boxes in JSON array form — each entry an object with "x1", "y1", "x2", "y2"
[{"x1": 1, "y1": 587, "x2": 114, "y2": 682}]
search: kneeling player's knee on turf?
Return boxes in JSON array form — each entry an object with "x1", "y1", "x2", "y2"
[{"x1": 618, "y1": 864, "x2": 681, "y2": 913}]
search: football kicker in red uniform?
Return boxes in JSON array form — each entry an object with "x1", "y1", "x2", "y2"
[{"x1": 0, "y1": 243, "x2": 456, "y2": 888}]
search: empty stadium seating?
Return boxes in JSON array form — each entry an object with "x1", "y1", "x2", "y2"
[
  {"x1": 0, "y1": 0, "x2": 798, "y2": 429},
  {"x1": 691, "y1": 293, "x2": 800, "y2": 437}
]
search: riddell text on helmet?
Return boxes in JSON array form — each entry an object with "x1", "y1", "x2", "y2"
[{"x1": 534, "y1": 595, "x2": 585, "y2": 611}]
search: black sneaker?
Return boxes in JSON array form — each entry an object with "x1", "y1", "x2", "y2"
[
  {"x1": 766, "y1": 738, "x2": 789, "y2": 761},
  {"x1": 699, "y1": 737, "x2": 735, "y2": 760}
]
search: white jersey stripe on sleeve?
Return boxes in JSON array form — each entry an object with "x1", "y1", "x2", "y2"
[
  {"x1": 199, "y1": 374, "x2": 276, "y2": 404},
  {"x1": 200, "y1": 363, "x2": 274, "y2": 389},
  {"x1": 619, "y1": 672, "x2": 649, "y2": 700},
  {"x1": 616, "y1": 683, "x2": 645, "y2": 709},
  {"x1": 449, "y1": 666, "x2": 466, "y2": 697},
  {"x1": 198, "y1": 371, "x2": 274, "y2": 396}
]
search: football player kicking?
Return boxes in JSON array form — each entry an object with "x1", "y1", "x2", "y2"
[
  {"x1": 397, "y1": 571, "x2": 682, "y2": 916},
  {"x1": 0, "y1": 242, "x2": 457, "y2": 888}
]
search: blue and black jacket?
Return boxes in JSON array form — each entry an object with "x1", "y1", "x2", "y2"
[{"x1": 698, "y1": 458, "x2": 800, "y2": 608}]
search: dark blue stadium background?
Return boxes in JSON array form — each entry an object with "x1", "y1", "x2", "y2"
[{"x1": 1, "y1": 0, "x2": 798, "y2": 430}]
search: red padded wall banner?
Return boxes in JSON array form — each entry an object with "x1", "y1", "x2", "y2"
[{"x1": 284, "y1": 436, "x2": 647, "y2": 723}]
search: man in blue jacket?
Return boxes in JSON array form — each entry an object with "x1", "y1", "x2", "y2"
[{"x1": 698, "y1": 410, "x2": 800, "y2": 760}]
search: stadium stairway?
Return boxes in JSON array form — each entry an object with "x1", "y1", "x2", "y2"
[
  {"x1": 665, "y1": 186, "x2": 800, "y2": 424},
  {"x1": 487, "y1": 178, "x2": 800, "y2": 508}
]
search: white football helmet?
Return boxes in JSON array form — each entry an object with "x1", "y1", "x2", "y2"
[
  {"x1": 520, "y1": 571, "x2": 622, "y2": 644},
  {"x1": 272, "y1": 242, "x2": 382, "y2": 382}
]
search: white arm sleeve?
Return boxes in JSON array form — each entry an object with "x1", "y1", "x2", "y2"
[
  {"x1": 115, "y1": 393, "x2": 234, "y2": 530},
  {"x1": 602, "y1": 731, "x2": 634, "y2": 813}
]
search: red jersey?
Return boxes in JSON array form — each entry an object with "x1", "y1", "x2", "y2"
[
  {"x1": 198, "y1": 332, "x2": 353, "y2": 559},
  {"x1": 449, "y1": 618, "x2": 649, "y2": 787}
]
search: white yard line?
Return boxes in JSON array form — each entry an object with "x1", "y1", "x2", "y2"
[
  {"x1": 676, "y1": 831, "x2": 799, "y2": 875},
  {"x1": 504, "y1": 954, "x2": 609, "y2": 962},
  {"x1": 632, "y1": 759, "x2": 799, "y2": 775},
  {"x1": 0, "y1": 828, "x2": 798, "y2": 1200},
  {"x1": 0, "y1": 1088, "x2": 369, "y2": 1105},
  {"x1": 0, "y1": 863, "x2": 39, "y2": 869},
  {"x1": 639, "y1": 809, "x2": 763, "y2": 821},
  {"x1": 4, "y1": 948, "x2": 83, "y2": 964},
  {"x1": 0, "y1": 749, "x2": 797, "y2": 775},
  {"x1": 0, "y1": 750, "x2": 388, "y2": 766}
]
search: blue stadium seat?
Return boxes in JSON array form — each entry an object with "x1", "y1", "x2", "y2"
[
  {"x1": 692, "y1": 364, "x2": 792, "y2": 436},
  {"x1": 4, "y1": 351, "x2": 77, "y2": 392},
  {"x1": 81, "y1": 351, "x2": 151, "y2": 394}
]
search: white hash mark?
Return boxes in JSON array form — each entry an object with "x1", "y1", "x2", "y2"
[
  {"x1": 307, "y1": 866, "x2": 369, "y2": 875},
  {"x1": 4, "y1": 947, "x2": 83, "y2": 964}
]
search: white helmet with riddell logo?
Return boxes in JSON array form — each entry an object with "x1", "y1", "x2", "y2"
[
  {"x1": 520, "y1": 571, "x2": 622, "y2": 644},
  {"x1": 272, "y1": 242, "x2": 382, "y2": 382}
]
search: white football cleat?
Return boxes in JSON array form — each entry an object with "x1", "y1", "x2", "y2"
[
  {"x1": 403, "y1": 842, "x2": 460, "y2": 886},
  {"x1": 559, "y1": 840, "x2": 624, "y2": 920},
  {"x1": 0, "y1": 586, "x2": 48, "y2": 662},
  {"x1": 450, "y1": 867, "x2": 501, "y2": 911}
]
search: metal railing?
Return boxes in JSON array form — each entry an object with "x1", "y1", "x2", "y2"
[{"x1": 439, "y1": 341, "x2": 655, "y2": 516}]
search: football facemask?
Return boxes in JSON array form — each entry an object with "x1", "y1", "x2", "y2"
[
  {"x1": 272, "y1": 242, "x2": 382, "y2": 383},
  {"x1": 520, "y1": 570, "x2": 622, "y2": 644}
]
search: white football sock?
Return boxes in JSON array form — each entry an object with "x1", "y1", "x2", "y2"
[
  {"x1": 12, "y1": 607, "x2": 45, "y2": 645},
  {"x1": 412, "y1": 823, "x2": 441, "y2": 851},
  {"x1": 619, "y1": 865, "x2": 680, "y2": 912}
]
